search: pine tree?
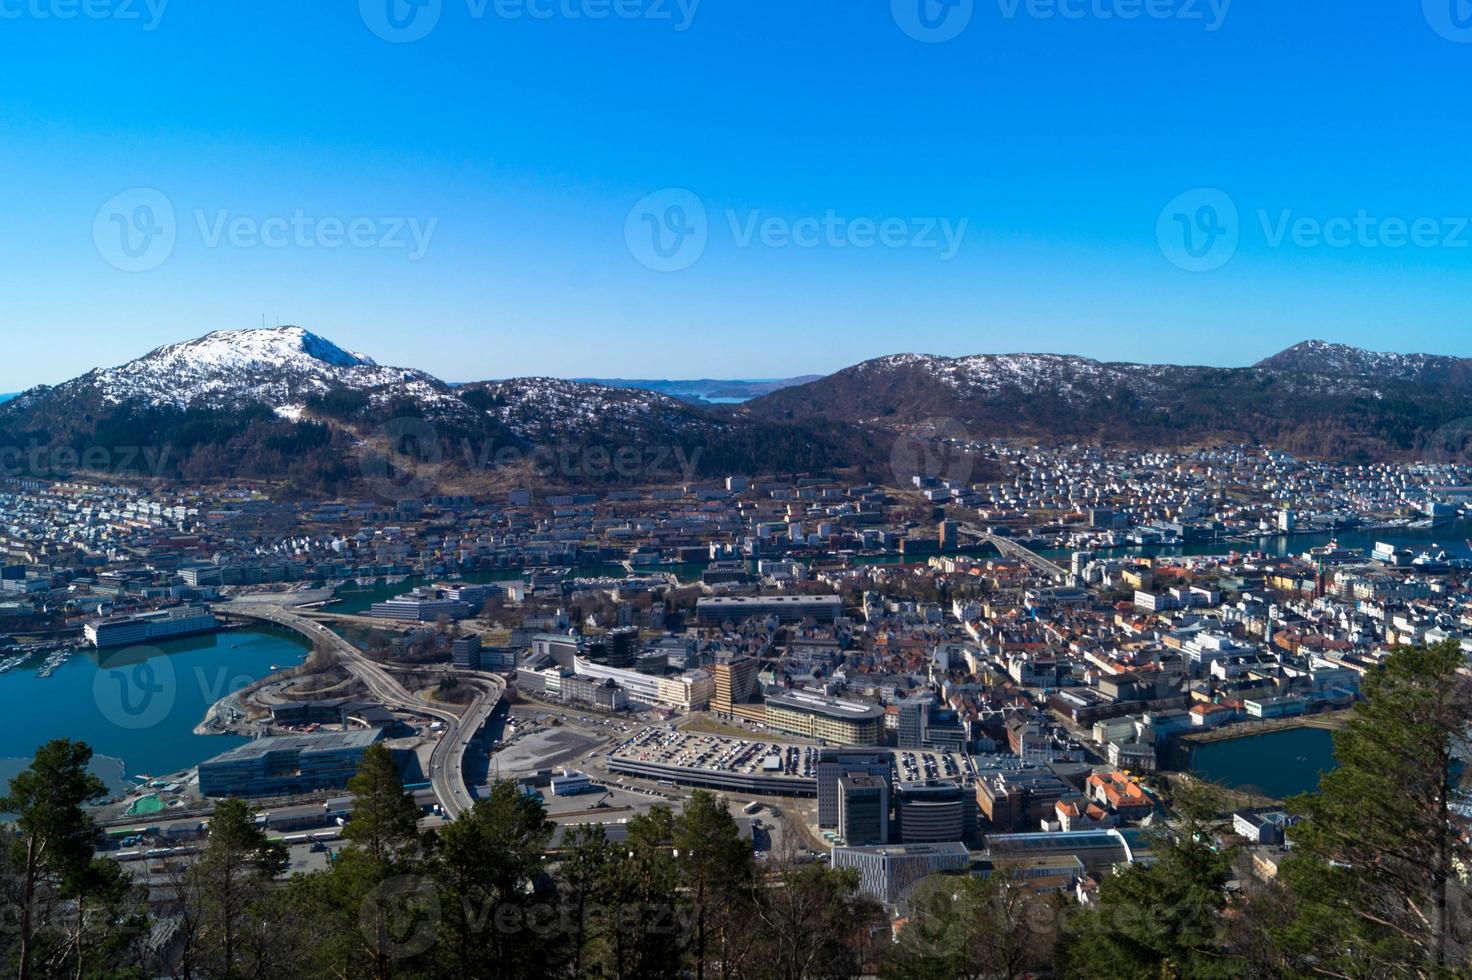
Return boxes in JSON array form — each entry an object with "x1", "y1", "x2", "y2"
[
  {"x1": 1056, "y1": 783, "x2": 1237, "y2": 979},
  {"x1": 672, "y1": 790, "x2": 758, "y2": 980},
  {"x1": 430, "y1": 781, "x2": 559, "y2": 980},
  {"x1": 190, "y1": 797, "x2": 288, "y2": 978},
  {"x1": 2, "y1": 739, "x2": 108, "y2": 980},
  {"x1": 343, "y1": 743, "x2": 422, "y2": 866},
  {"x1": 1276, "y1": 639, "x2": 1472, "y2": 977}
]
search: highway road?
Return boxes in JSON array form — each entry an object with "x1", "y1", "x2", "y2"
[{"x1": 216, "y1": 601, "x2": 503, "y2": 820}]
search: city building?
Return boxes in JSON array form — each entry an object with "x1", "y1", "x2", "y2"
[
  {"x1": 764, "y1": 689, "x2": 885, "y2": 745},
  {"x1": 831, "y1": 842, "x2": 971, "y2": 905},
  {"x1": 838, "y1": 773, "x2": 890, "y2": 845},
  {"x1": 895, "y1": 779, "x2": 970, "y2": 843},
  {"x1": 817, "y1": 749, "x2": 894, "y2": 827},
  {"x1": 695, "y1": 595, "x2": 843, "y2": 625},
  {"x1": 85, "y1": 605, "x2": 219, "y2": 648},
  {"x1": 712, "y1": 655, "x2": 762, "y2": 714},
  {"x1": 198, "y1": 729, "x2": 384, "y2": 798}
]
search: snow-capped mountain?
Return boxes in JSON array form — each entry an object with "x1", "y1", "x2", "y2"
[
  {"x1": 1255, "y1": 340, "x2": 1472, "y2": 385},
  {"x1": 852, "y1": 352, "x2": 1178, "y2": 401},
  {"x1": 38, "y1": 326, "x2": 467, "y2": 419},
  {"x1": 0, "y1": 326, "x2": 866, "y2": 489},
  {"x1": 745, "y1": 343, "x2": 1472, "y2": 460},
  {"x1": 462, "y1": 377, "x2": 723, "y2": 441}
]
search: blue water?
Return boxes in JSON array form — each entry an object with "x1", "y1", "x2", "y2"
[
  {"x1": 1189, "y1": 726, "x2": 1339, "y2": 799},
  {"x1": 0, "y1": 627, "x2": 309, "y2": 785}
]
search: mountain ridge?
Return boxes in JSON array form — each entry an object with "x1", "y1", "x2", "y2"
[
  {"x1": 0, "y1": 327, "x2": 872, "y2": 492},
  {"x1": 5, "y1": 329, "x2": 1472, "y2": 491},
  {"x1": 743, "y1": 343, "x2": 1472, "y2": 463}
]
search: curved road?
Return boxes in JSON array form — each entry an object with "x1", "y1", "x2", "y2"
[{"x1": 217, "y1": 601, "x2": 502, "y2": 820}]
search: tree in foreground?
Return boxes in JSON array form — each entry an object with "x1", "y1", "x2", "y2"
[
  {"x1": 884, "y1": 871, "x2": 1059, "y2": 980},
  {"x1": 2, "y1": 739, "x2": 109, "y2": 980},
  {"x1": 430, "y1": 780, "x2": 558, "y2": 980},
  {"x1": 1057, "y1": 782, "x2": 1237, "y2": 979},
  {"x1": 672, "y1": 790, "x2": 759, "y2": 980},
  {"x1": 1272, "y1": 639, "x2": 1472, "y2": 977},
  {"x1": 753, "y1": 848, "x2": 884, "y2": 980},
  {"x1": 292, "y1": 742, "x2": 428, "y2": 980},
  {"x1": 180, "y1": 796, "x2": 288, "y2": 979}
]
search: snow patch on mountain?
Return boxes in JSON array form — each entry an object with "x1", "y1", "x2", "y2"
[
  {"x1": 76, "y1": 326, "x2": 465, "y2": 414},
  {"x1": 469, "y1": 377, "x2": 718, "y2": 439}
]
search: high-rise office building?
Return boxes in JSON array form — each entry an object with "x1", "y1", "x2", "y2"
[
  {"x1": 712, "y1": 655, "x2": 761, "y2": 714},
  {"x1": 838, "y1": 773, "x2": 890, "y2": 845},
  {"x1": 817, "y1": 749, "x2": 893, "y2": 828},
  {"x1": 897, "y1": 696, "x2": 930, "y2": 749},
  {"x1": 895, "y1": 779, "x2": 970, "y2": 844}
]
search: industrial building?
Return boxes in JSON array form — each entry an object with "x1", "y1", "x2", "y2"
[
  {"x1": 695, "y1": 595, "x2": 843, "y2": 625},
  {"x1": 198, "y1": 729, "x2": 383, "y2": 798},
  {"x1": 85, "y1": 606, "x2": 219, "y2": 648}
]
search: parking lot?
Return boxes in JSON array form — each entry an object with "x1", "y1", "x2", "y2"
[{"x1": 613, "y1": 728, "x2": 820, "y2": 782}]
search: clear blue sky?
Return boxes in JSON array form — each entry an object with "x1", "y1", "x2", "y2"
[{"x1": 2, "y1": 0, "x2": 1471, "y2": 391}]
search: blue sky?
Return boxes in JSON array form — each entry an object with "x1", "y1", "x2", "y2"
[{"x1": 2, "y1": 0, "x2": 1471, "y2": 390}]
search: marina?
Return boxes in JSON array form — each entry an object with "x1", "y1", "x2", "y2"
[{"x1": 0, "y1": 628, "x2": 310, "y2": 785}]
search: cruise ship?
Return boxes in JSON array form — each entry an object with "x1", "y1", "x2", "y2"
[{"x1": 84, "y1": 606, "x2": 220, "y2": 649}]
